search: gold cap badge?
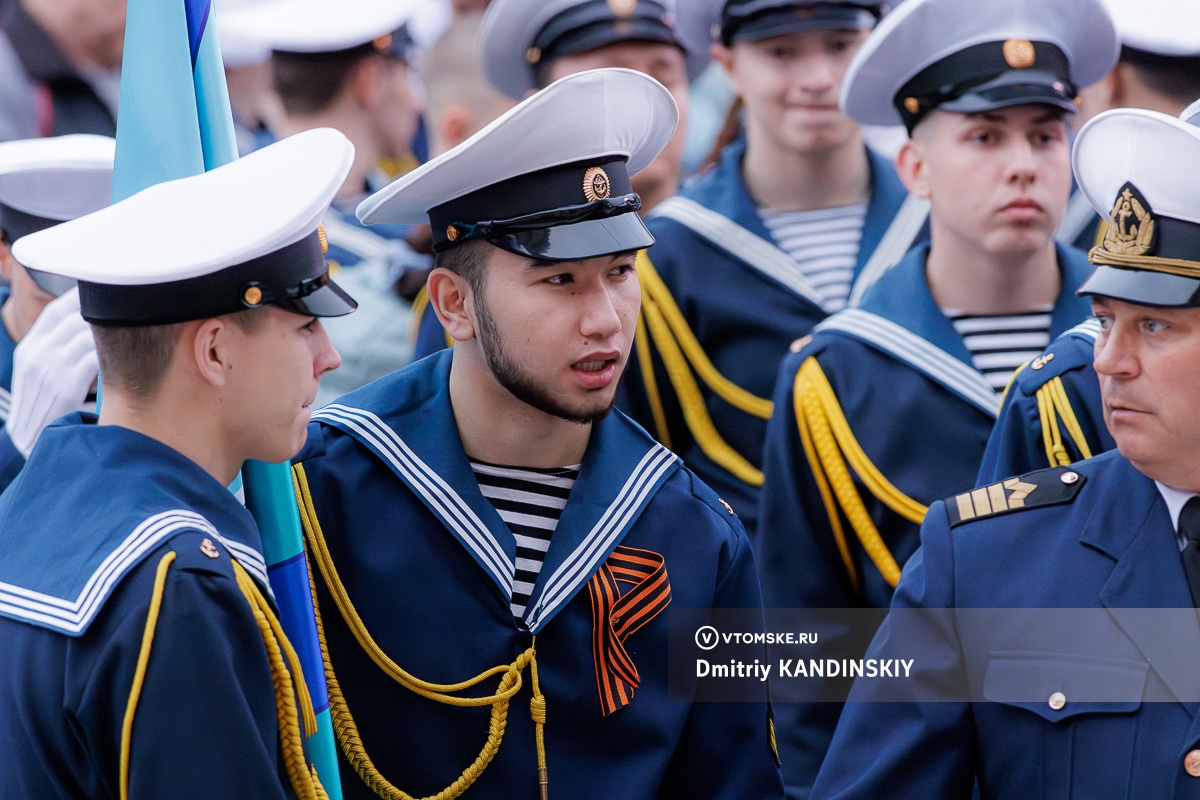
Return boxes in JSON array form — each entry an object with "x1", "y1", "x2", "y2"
[
  {"x1": 243, "y1": 285, "x2": 263, "y2": 306},
  {"x1": 903, "y1": 97, "x2": 920, "y2": 115},
  {"x1": 583, "y1": 166, "x2": 611, "y2": 202},
  {"x1": 1003, "y1": 39, "x2": 1036, "y2": 69},
  {"x1": 1101, "y1": 183, "x2": 1156, "y2": 258},
  {"x1": 607, "y1": 0, "x2": 637, "y2": 19}
]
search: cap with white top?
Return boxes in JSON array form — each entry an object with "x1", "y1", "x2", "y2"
[
  {"x1": 12, "y1": 128, "x2": 359, "y2": 325},
  {"x1": 358, "y1": 68, "x2": 678, "y2": 262},
  {"x1": 1075, "y1": 106, "x2": 1200, "y2": 307},
  {"x1": 217, "y1": 0, "x2": 421, "y2": 62},
  {"x1": 840, "y1": 0, "x2": 1120, "y2": 132}
]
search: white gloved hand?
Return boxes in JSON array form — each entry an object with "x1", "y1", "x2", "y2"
[{"x1": 6, "y1": 289, "x2": 98, "y2": 458}]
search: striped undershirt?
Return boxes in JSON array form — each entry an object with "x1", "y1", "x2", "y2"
[
  {"x1": 470, "y1": 460, "x2": 580, "y2": 620},
  {"x1": 944, "y1": 306, "x2": 1053, "y2": 394},
  {"x1": 759, "y1": 203, "x2": 868, "y2": 313}
]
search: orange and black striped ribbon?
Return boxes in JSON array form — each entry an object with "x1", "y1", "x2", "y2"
[{"x1": 587, "y1": 545, "x2": 671, "y2": 716}]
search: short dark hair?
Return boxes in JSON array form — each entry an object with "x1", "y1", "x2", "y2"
[
  {"x1": 1122, "y1": 48, "x2": 1200, "y2": 108},
  {"x1": 91, "y1": 309, "x2": 266, "y2": 400},
  {"x1": 272, "y1": 44, "x2": 377, "y2": 116},
  {"x1": 434, "y1": 238, "x2": 491, "y2": 298}
]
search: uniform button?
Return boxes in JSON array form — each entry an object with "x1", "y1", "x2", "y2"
[
  {"x1": 1061, "y1": 472, "x2": 1079, "y2": 484},
  {"x1": 1047, "y1": 691, "x2": 1066, "y2": 711},
  {"x1": 1185, "y1": 750, "x2": 1200, "y2": 777}
]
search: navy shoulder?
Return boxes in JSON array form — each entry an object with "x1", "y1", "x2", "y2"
[
  {"x1": 1008, "y1": 319, "x2": 1099, "y2": 395},
  {"x1": 945, "y1": 463, "x2": 1094, "y2": 529},
  {"x1": 675, "y1": 465, "x2": 748, "y2": 540},
  {"x1": 162, "y1": 530, "x2": 240, "y2": 580}
]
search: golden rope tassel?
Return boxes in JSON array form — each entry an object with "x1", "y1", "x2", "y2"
[
  {"x1": 294, "y1": 464, "x2": 548, "y2": 800},
  {"x1": 233, "y1": 561, "x2": 326, "y2": 800}
]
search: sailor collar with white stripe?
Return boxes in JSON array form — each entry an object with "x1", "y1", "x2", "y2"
[
  {"x1": 311, "y1": 350, "x2": 681, "y2": 633},
  {"x1": 812, "y1": 243, "x2": 1093, "y2": 416},
  {"x1": 0, "y1": 415, "x2": 268, "y2": 636}
]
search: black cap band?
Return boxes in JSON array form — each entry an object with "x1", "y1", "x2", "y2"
[
  {"x1": 721, "y1": 1, "x2": 883, "y2": 46},
  {"x1": 529, "y1": 0, "x2": 682, "y2": 66},
  {"x1": 0, "y1": 203, "x2": 59, "y2": 244},
  {"x1": 431, "y1": 155, "x2": 638, "y2": 251},
  {"x1": 79, "y1": 229, "x2": 356, "y2": 325},
  {"x1": 894, "y1": 40, "x2": 1075, "y2": 132}
]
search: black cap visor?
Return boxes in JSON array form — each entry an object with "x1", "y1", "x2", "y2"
[
  {"x1": 273, "y1": 273, "x2": 359, "y2": 318},
  {"x1": 727, "y1": 6, "x2": 879, "y2": 45},
  {"x1": 487, "y1": 212, "x2": 654, "y2": 262},
  {"x1": 930, "y1": 70, "x2": 1077, "y2": 118},
  {"x1": 1078, "y1": 265, "x2": 1200, "y2": 308}
]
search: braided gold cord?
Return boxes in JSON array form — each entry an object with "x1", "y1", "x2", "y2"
[
  {"x1": 795, "y1": 358, "x2": 906, "y2": 589},
  {"x1": 293, "y1": 464, "x2": 547, "y2": 800},
  {"x1": 232, "y1": 561, "x2": 326, "y2": 800}
]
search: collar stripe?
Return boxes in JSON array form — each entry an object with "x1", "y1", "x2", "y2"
[
  {"x1": 524, "y1": 444, "x2": 677, "y2": 631},
  {"x1": 816, "y1": 308, "x2": 999, "y2": 417},
  {"x1": 0, "y1": 386, "x2": 11, "y2": 421},
  {"x1": 314, "y1": 405, "x2": 515, "y2": 595},
  {"x1": 0, "y1": 510, "x2": 263, "y2": 634},
  {"x1": 651, "y1": 196, "x2": 826, "y2": 306},
  {"x1": 847, "y1": 194, "x2": 930, "y2": 308}
]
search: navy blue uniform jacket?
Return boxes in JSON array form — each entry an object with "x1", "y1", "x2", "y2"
[
  {"x1": 0, "y1": 417, "x2": 299, "y2": 798},
  {"x1": 754, "y1": 243, "x2": 1093, "y2": 798},
  {"x1": 813, "y1": 451, "x2": 1200, "y2": 799},
  {"x1": 294, "y1": 350, "x2": 784, "y2": 799}
]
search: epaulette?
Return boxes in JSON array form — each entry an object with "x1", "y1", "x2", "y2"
[{"x1": 946, "y1": 466, "x2": 1086, "y2": 528}]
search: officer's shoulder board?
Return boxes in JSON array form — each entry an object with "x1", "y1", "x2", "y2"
[{"x1": 946, "y1": 466, "x2": 1086, "y2": 528}]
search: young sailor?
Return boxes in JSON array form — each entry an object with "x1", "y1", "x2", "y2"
[
  {"x1": 0, "y1": 128, "x2": 355, "y2": 798},
  {"x1": 812, "y1": 103, "x2": 1200, "y2": 800},
  {"x1": 751, "y1": 0, "x2": 1117, "y2": 793},
  {"x1": 292, "y1": 69, "x2": 784, "y2": 800},
  {"x1": 618, "y1": 0, "x2": 927, "y2": 536}
]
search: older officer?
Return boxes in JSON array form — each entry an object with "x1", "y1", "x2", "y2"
[
  {"x1": 978, "y1": 92, "x2": 1200, "y2": 483},
  {"x1": 751, "y1": 0, "x2": 1117, "y2": 793},
  {"x1": 0, "y1": 129, "x2": 354, "y2": 798},
  {"x1": 616, "y1": 0, "x2": 928, "y2": 538},
  {"x1": 812, "y1": 104, "x2": 1200, "y2": 800},
  {"x1": 292, "y1": 69, "x2": 784, "y2": 800}
]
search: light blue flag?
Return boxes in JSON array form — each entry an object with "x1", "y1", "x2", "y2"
[{"x1": 111, "y1": 1, "x2": 343, "y2": 794}]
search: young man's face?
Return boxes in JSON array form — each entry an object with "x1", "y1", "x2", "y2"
[
  {"x1": 222, "y1": 306, "x2": 341, "y2": 463},
  {"x1": 1092, "y1": 295, "x2": 1200, "y2": 491},
  {"x1": 470, "y1": 246, "x2": 640, "y2": 424},
  {"x1": 717, "y1": 28, "x2": 870, "y2": 157},
  {"x1": 902, "y1": 105, "x2": 1073, "y2": 259},
  {"x1": 548, "y1": 42, "x2": 689, "y2": 209}
]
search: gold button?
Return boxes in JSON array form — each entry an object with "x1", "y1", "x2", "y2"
[
  {"x1": 243, "y1": 286, "x2": 263, "y2": 306},
  {"x1": 1048, "y1": 691, "x2": 1066, "y2": 711},
  {"x1": 1186, "y1": 750, "x2": 1200, "y2": 777},
  {"x1": 1061, "y1": 472, "x2": 1079, "y2": 484}
]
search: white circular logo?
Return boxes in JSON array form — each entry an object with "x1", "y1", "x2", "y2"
[{"x1": 695, "y1": 625, "x2": 719, "y2": 651}]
